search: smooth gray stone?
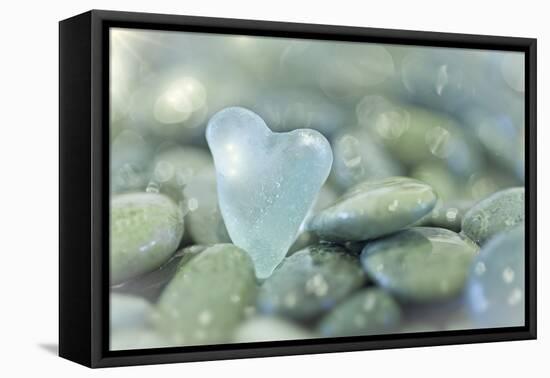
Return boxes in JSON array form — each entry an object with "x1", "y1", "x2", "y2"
[
  {"x1": 110, "y1": 193, "x2": 184, "y2": 284},
  {"x1": 331, "y1": 128, "x2": 403, "y2": 191},
  {"x1": 111, "y1": 245, "x2": 208, "y2": 302},
  {"x1": 318, "y1": 288, "x2": 401, "y2": 337},
  {"x1": 233, "y1": 316, "x2": 316, "y2": 343},
  {"x1": 257, "y1": 244, "x2": 366, "y2": 321},
  {"x1": 309, "y1": 177, "x2": 437, "y2": 242},
  {"x1": 411, "y1": 162, "x2": 463, "y2": 201},
  {"x1": 400, "y1": 50, "x2": 479, "y2": 113},
  {"x1": 467, "y1": 226, "x2": 525, "y2": 328},
  {"x1": 361, "y1": 227, "x2": 479, "y2": 302},
  {"x1": 183, "y1": 172, "x2": 231, "y2": 245},
  {"x1": 400, "y1": 297, "x2": 478, "y2": 333},
  {"x1": 151, "y1": 145, "x2": 213, "y2": 202},
  {"x1": 110, "y1": 328, "x2": 172, "y2": 351},
  {"x1": 110, "y1": 130, "x2": 153, "y2": 194},
  {"x1": 461, "y1": 187, "x2": 524, "y2": 245},
  {"x1": 416, "y1": 200, "x2": 473, "y2": 232},
  {"x1": 279, "y1": 42, "x2": 395, "y2": 102},
  {"x1": 463, "y1": 108, "x2": 525, "y2": 181},
  {"x1": 153, "y1": 244, "x2": 257, "y2": 346},
  {"x1": 246, "y1": 88, "x2": 349, "y2": 138},
  {"x1": 110, "y1": 293, "x2": 153, "y2": 330},
  {"x1": 288, "y1": 185, "x2": 339, "y2": 255},
  {"x1": 360, "y1": 101, "x2": 483, "y2": 179}
]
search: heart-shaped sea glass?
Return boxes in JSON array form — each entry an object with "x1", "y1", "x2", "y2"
[{"x1": 206, "y1": 107, "x2": 333, "y2": 279}]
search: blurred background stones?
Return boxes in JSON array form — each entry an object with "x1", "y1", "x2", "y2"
[{"x1": 108, "y1": 27, "x2": 526, "y2": 349}]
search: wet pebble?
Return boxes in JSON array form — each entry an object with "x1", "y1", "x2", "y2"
[
  {"x1": 360, "y1": 100, "x2": 483, "y2": 179},
  {"x1": 110, "y1": 329, "x2": 171, "y2": 351},
  {"x1": 318, "y1": 289, "x2": 401, "y2": 337},
  {"x1": 308, "y1": 177, "x2": 437, "y2": 242},
  {"x1": 361, "y1": 227, "x2": 479, "y2": 302},
  {"x1": 461, "y1": 187, "x2": 524, "y2": 245},
  {"x1": 153, "y1": 244, "x2": 257, "y2": 345},
  {"x1": 233, "y1": 316, "x2": 316, "y2": 343},
  {"x1": 416, "y1": 200, "x2": 473, "y2": 232},
  {"x1": 110, "y1": 293, "x2": 153, "y2": 330},
  {"x1": 257, "y1": 244, "x2": 366, "y2": 321},
  {"x1": 151, "y1": 145, "x2": 213, "y2": 202},
  {"x1": 111, "y1": 245, "x2": 208, "y2": 302},
  {"x1": 183, "y1": 172, "x2": 231, "y2": 245},
  {"x1": 331, "y1": 128, "x2": 403, "y2": 191},
  {"x1": 111, "y1": 193, "x2": 184, "y2": 284},
  {"x1": 467, "y1": 226, "x2": 525, "y2": 327}
]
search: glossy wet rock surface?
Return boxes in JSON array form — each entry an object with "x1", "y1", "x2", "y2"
[
  {"x1": 309, "y1": 177, "x2": 438, "y2": 242},
  {"x1": 467, "y1": 226, "x2": 525, "y2": 327},
  {"x1": 461, "y1": 187, "x2": 524, "y2": 245},
  {"x1": 257, "y1": 244, "x2": 366, "y2": 321},
  {"x1": 110, "y1": 192, "x2": 184, "y2": 284},
  {"x1": 153, "y1": 244, "x2": 257, "y2": 345},
  {"x1": 361, "y1": 227, "x2": 479, "y2": 302},
  {"x1": 318, "y1": 288, "x2": 401, "y2": 337}
]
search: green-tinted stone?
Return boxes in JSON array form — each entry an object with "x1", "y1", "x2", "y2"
[
  {"x1": 467, "y1": 226, "x2": 525, "y2": 328},
  {"x1": 152, "y1": 145, "x2": 213, "y2": 202},
  {"x1": 110, "y1": 329, "x2": 171, "y2": 351},
  {"x1": 111, "y1": 245, "x2": 208, "y2": 302},
  {"x1": 331, "y1": 128, "x2": 402, "y2": 191},
  {"x1": 111, "y1": 193, "x2": 184, "y2": 284},
  {"x1": 257, "y1": 244, "x2": 366, "y2": 321},
  {"x1": 153, "y1": 244, "x2": 257, "y2": 346},
  {"x1": 361, "y1": 227, "x2": 479, "y2": 302},
  {"x1": 110, "y1": 293, "x2": 152, "y2": 330},
  {"x1": 416, "y1": 200, "x2": 473, "y2": 232},
  {"x1": 233, "y1": 316, "x2": 316, "y2": 343},
  {"x1": 361, "y1": 102, "x2": 483, "y2": 178},
  {"x1": 288, "y1": 185, "x2": 339, "y2": 255},
  {"x1": 463, "y1": 109, "x2": 524, "y2": 181},
  {"x1": 461, "y1": 187, "x2": 524, "y2": 245},
  {"x1": 318, "y1": 289, "x2": 401, "y2": 337},
  {"x1": 183, "y1": 172, "x2": 231, "y2": 245},
  {"x1": 465, "y1": 170, "x2": 522, "y2": 202},
  {"x1": 411, "y1": 162, "x2": 462, "y2": 201},
  {"x1": 400, "y1": 298, "x2": 477, "y2": 333},
  {"x1": 308, "y1": 177, "x2": 437, "y2": 242},
  {"x1": 110, "y1": 130, "x2": 153, "y2": 194}
]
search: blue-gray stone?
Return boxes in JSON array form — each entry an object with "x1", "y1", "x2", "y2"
[
  {"x1": 110, "y1": 293, "x2": 152, "y2": 330},
  {"x1": 110, "y1": 192, "x2": 184, "y2": 284},
  {"x1": 233, "y1": 316, "x2": 316, "y2": 343},
  {"x1": 153, "y1": 244, "x2": 257, "y2": 346},
  {"x1": 361, "y1": 227, "x2": 478, "y2": 302},
  {"x1": 461, "y1": 187, "x2": 524, "y2": 245},
  {"x1": 467, "y1": 226, "x2": 525, "y2": 328},
  {"x1": 318, "y1": 289, "x2": 401, "y2": 337},
  {"x1": 257, "y1": 244, "x2": 366, "y2": 321},
  {"x1": 309, "y1": 177, "x2": 437, "y2": 242}
]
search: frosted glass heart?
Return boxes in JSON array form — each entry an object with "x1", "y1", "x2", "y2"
[{"x1": 206, "y1": 107, "x2": 333, "y2": 279}]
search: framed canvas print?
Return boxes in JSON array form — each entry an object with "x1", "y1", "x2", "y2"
[{"x1": 59, "y1": 10, "x2": 537, "y2": 368}]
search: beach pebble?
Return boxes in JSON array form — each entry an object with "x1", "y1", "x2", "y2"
[
  {"x1": 233, "y1": 316, "x2": 316, "y2": 343},
  {"x1": 467, "y1": 226, "x2": 525, "y2": 327},
  {"x1": 111, "y1": 193, "x2": 184, "y2": 284},
  {"x1": 257, "y1": 244, "x2": 366, "y2": 321},
  {"x1": 153, "y1": 244, "x2": 257, "y2": 345},
  {"x1": 361, "y1": 227, "x2": 479, "y2": 302},
  {"x1": 318, "y1": 289, "x2": 401, "y2": 337},
  {"x1": 309, "y1": 177, "x2": 437, "y2": 242}
]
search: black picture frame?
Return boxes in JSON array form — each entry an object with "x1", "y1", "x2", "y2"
[{"x1": 59, "y1": 9, "x2": 537, "y2": 368}]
